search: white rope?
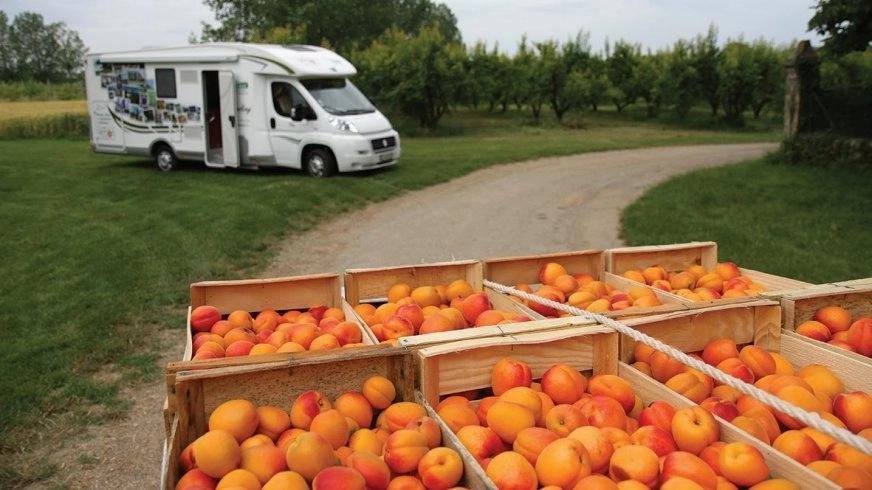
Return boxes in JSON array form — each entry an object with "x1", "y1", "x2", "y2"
[{"x1": 483, "y1": 279, "x2": 872, "y2": 457}]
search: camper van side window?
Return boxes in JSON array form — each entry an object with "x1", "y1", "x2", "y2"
[{"x1": 155, "y1": 69, "x2": 177, "y2": 98}]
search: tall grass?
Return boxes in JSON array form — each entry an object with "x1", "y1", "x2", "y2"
[
  {"x1": 0, "y1": 100, "x2": 90, "y2": 139},
  {"x1": 0, "y1": 81, "x2": 85, "y2": 101}
]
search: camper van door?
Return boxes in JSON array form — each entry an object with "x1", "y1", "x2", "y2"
[
  {"x1": 267, "y1": 80, "x2": 314, "y2": 167},
  {"x1": 205, "y1": 70, "x2": 239, "y2": 168}
]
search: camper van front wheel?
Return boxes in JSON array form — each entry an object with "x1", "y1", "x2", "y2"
[
  {"x1": 304, "y1": 148, "x2": 337, "y2": 178},
  {"x1": 154, "y1": 145, "x2": 178, "y2": 172}
]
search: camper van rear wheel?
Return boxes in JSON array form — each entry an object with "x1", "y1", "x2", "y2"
[
  {"x1": 154, "y1": 145, "x2": 178, "y2": 172},
  {"x1": 304, "y1": 148, "x2": 337, "y2": 178}
]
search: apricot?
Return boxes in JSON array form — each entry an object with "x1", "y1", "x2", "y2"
[
  {"x1": 608, "y1": 444, "x2": 660, "y2": 487},
  {"x1": 312, "y1": 466, "x2": 366, "y2": 490},
  {"x1": 587, "y1": 374, "x2": 635, "y2": 413},
  {"x1": 437, "y1": 402, "x2": 480, "y2": 433},
  {"x1": 486, "y1": 450, "x2": 538, "y2": 490},
  {"x1": 487, "y1": 400, "x2": 537, "y2": 444},
  {"x1": 217, "y1": 468, "x2": 261, "y2": 490},
  {"x1": 285, "y1": 431, "x2": 338, "y2": 482},
  {"x1": 208, "y1": 399, "x2": 259, "y2": 444},
  {"x1": 193, "y1": 429, "x2": 241, "y2": 479},
  {"x1": 346, "y1": 450, "x2": 392, "y2": 490},
  {"x1": 814, "y1": 305, "x2": 853, "y2": 334},
  {"x1": 567, "y1": 425, "x2": 614, "y2": 475},
  {"x1": 379, "y1": 401, "x2": 428, "y2": 433},
  {"x1": 536, "y1": 437, "x2": 592, "y2": 488},
  {"x1": 387, "y1": 283, "x2": 412, "y2": 303},
  {"x1": 383, "y1": 429, "x2": 430, "y2": 474},
  {"x1": 239, "y1": 444, "x2": 286, "y2": 485},
  {"x1": 362, "y1": 375, "x2": 397, "y2": 410},
  {"x1": 772, "y1": 429, "x2": 823, "y2": 465}
]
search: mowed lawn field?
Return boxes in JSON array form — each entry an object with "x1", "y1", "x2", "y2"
[{"x1": 2, "y1": 99, "x2": 871, "y2": 486}]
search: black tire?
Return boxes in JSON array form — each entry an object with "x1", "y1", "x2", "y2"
[
  {"x1": 154, "y1": 144, "x2": 178, "y2": 172},
  {"x1": 304, "y1": 148, "x2": 337, "y2": 178}
]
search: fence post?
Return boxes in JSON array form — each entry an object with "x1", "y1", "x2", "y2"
[{"x1": 783, "y1": 40, "x2": 820, "y2": 139}]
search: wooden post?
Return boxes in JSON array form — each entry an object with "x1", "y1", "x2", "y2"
[{"x1": 784, "y1": 40, "x2": 820, "y2": 139}]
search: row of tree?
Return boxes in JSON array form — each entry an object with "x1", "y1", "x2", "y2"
[
  {"x1": 0, "y1": 11, "x2": 86, "y2": 83},
  {"x1": 342, "y1": 25, "x2": 789, "y2": 129}
]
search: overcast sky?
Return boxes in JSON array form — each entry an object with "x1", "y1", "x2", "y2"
[{"x1": 2, "y1": 0, "x2": 823, "y2": 55}]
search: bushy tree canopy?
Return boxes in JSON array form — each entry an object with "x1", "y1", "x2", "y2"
[
  {"x1": 200, "y1": 0, "x2": 459, "y2": 54},
  {"x1": 808, "y1": 0, "x2": 872, "y2": 57},
  {"x1": 0, "y1": 11, "x2": 87, "y2": 83}
]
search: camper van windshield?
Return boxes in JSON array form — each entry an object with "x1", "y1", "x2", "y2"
[{"x1": 301, "y1": 78, "x2": 376, "y2": 116}]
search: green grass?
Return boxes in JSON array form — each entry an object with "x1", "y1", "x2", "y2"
[
  {"x1": 620, "y1": 156, "x2": 872, "y2": 283},
  {"x1": 0, "y1": 104, "x2": 829, "y2": 485}
]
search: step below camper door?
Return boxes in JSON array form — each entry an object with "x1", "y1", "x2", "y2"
[{"x1": 205, "y1": 70, "x2": 239, "y2": 168}]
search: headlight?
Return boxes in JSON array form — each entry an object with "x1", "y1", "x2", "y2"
[{"x1": 329, "y1": 117, "x2": 358, "y2": 133}]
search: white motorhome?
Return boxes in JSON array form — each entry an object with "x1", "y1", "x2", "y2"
[{"x1": 84, "y1": 43, "x2": 400, "y2": 177}]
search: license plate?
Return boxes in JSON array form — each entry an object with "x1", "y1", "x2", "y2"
[{"x1": 379, "y1": 152, "x2": 393, "y2": 163}]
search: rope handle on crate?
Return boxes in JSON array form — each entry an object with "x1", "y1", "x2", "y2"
[{"x1": 483, "y1": 279, "x2": 872, "y2": 457}]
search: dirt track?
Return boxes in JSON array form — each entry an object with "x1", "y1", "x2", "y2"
[{"x1": 53, "y1": 142, "x2": 778, "y2": 490}]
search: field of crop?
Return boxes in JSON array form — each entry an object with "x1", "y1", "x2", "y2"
[{"x1": 0, "y1": 100, "x2": 87, "y2": 122}]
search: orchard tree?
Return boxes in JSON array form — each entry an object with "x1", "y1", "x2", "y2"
[
  {"x1": 808, "y1": 0, "x2": 872, "y2": 57},
  {"x1": 634, "y1": 51, "x2": 669, "y2": 117},
  {"x1": 361, "y1": 25, "x2": 465, "y2": 130},
  {"x1": 463, "y1": 41, "x2": 510, "y2": 111},
  {"x1": 537, "y1": 31, "x2": 593, "y2": 122},
  {"x1": 0, "y1": 11, "x2": 86, "y2": 82},
  {"x1": 748, "y1": 39, "x2": 786, "y2": 119},
  {"x1": 585, "y1": 55, "x2": 610, "y2": 112},
  {"x1": 661, "y1": 39, "x2": 699, "y2": 119},
  {"x1": 606, "y1": 39, "x2": 641, "y2": 112},
  {"x1": 718, "y1": 41, "x2": 757, "y2": 124},
  {"x1": 200, "y1": 0, "x2": 459, "y2": 54},
  {"x1": 510, "y1": 37, "x2": 549, "y2": 122},
  {"x1": 692, "y1": 25, "x2": 722, "y2": 116},
  {"x1": 0, "y1": 12, "x2": 12, "y2": 81}
]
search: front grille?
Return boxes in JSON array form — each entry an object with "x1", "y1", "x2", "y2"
[{"x1": 371, "y1": 136, "x2": 397, "y2": 151}]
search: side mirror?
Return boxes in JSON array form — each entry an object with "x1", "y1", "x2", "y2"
[{"x1": 290, "y1": 104, "x2": 305, "y2": 121}]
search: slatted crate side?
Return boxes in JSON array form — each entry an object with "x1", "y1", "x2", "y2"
[
  {"x1": 604, "y1": 241, "x2": 718, "y2": 274},
  {"x1": 780, "y1": 284, "x2": 872, "y2": 332},
  {"x1": 739, "y1": 268, "x2": 814, "y2": 294},
  {"x1": 481, "y1": 249, "x2": 605, "y2": 286},
  {"x1": 398, "y1": 316, "x2": 598, "y2": 350},
  {"x1": 416, "y1": 326, "x2": 618, "y2": 407},
  {"x1": 189, "y1": 273, "x2": 343, "y2": 311},
  {"x1": 163, "y1": 347, "x2": 415, "y2": 490},
  {"x1": 619, "y1": 363, "x2": 839, "y2": 489},
  {"x1": 617, "y1": 300, "x2": 782, "y2": 363},
  {"x1": 779, "y1": 330, "x2": 872, "y2": 392},
  {"x1": 834, "y1": 277, "x2": 872, "y2": 289},
  {"x1": 344, "y1": 260, "x2": 484, "y2": 305},
  {"x1": 414, "y1": 393, "x2": 497, "y2": 490}
]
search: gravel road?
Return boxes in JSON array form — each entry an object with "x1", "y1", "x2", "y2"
[{"x1": 52, "y1": 142, "x2": 778, "y2": 490}]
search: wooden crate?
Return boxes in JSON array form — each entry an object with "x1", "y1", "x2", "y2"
[
  {"x1": 181, "y1": 273, "x2": 376, "y2": 361},
  {"x1": 167, "y1": 274, "x2": 377, "y2": 437},
  {"x1": 614, "y1": 300, "x2": 870, "y2": 480},
  {"x1": 344, "y1": 260, "x2": 484, "y2": 304},
  {"x1": 616, "y1": 299, "x2": 783, "y2": 363},
  {"x1": 161, "y1": 347, "x2": 495, "y2": 490},
  {"x1": 618, "y1": 363, "x2": 838, "y2": 489},
  {"x1": 777, "y1": 283, "x2": 872, "y2": 365},
  {"x1": 416, "y1": 325, "x2": 619, "y2": 406},
  {"x1": 344, "y1": 260, "x2": 549, "y2": 345},
  {"x1": 604, "y1": 241, "x2": 813, "y2": 296},
  {"x1": 482, "y1": 249, "x2": 693, "y2": 320},
  {"x1": 482, "y1": 249, "x2": 605, "y2": 286},
  {"x1": 414, "y1": 324, "x2": 834, "y2": 488}
]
